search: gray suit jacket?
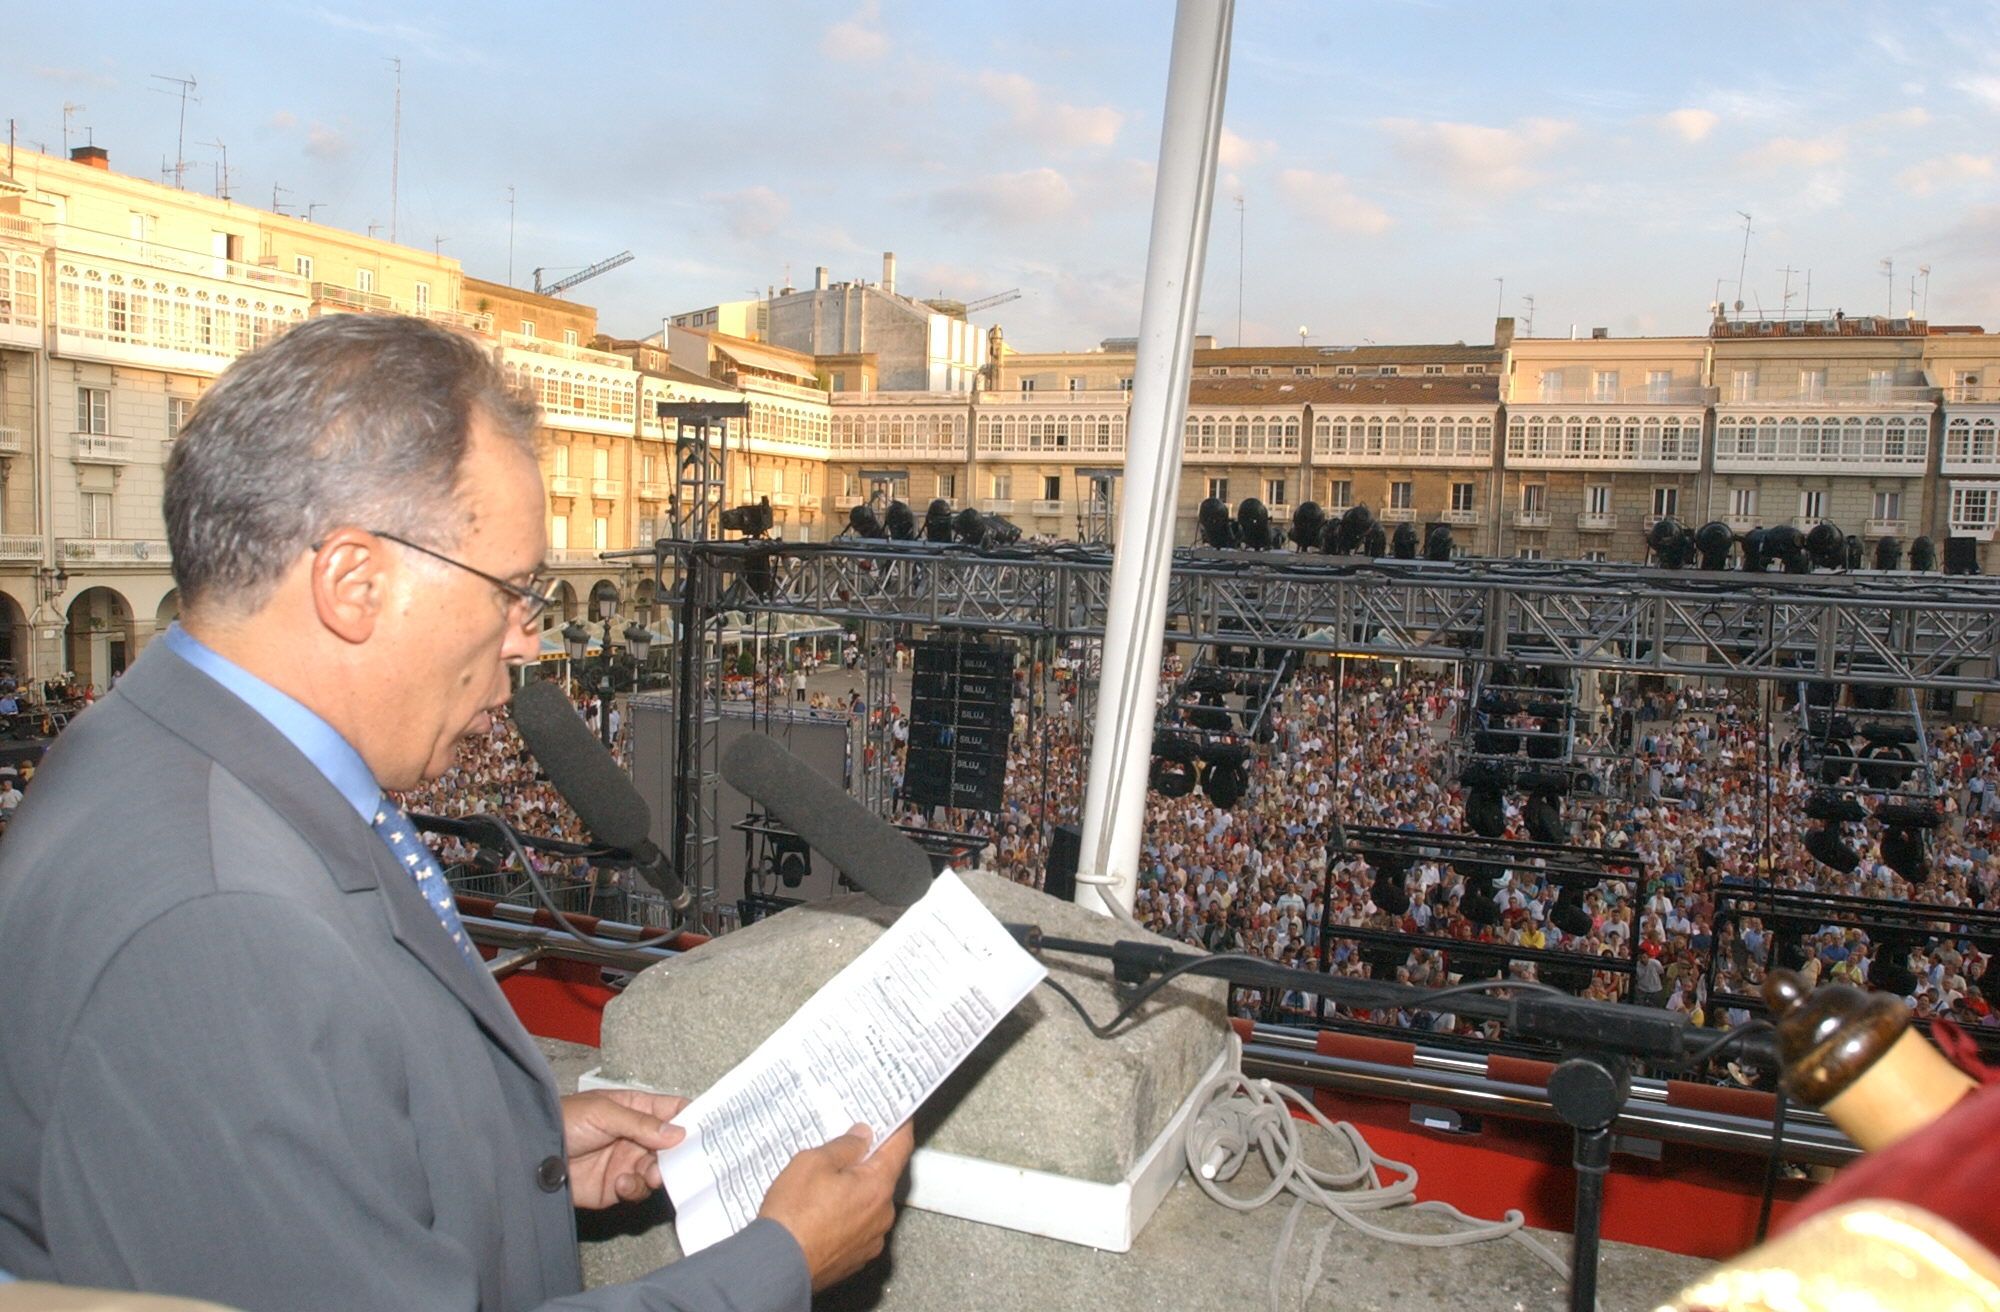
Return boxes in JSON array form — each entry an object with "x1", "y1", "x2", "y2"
[{"x1": 0, "y1": 644, "x2": 807, "y2": 1312}]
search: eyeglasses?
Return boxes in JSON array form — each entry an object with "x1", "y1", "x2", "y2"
[{"x1": 371, "y1": 530, "x2": 557, "y2": 630}]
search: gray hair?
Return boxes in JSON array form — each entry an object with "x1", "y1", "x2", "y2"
[{"x1": 164, "y1": 314, "x2": 539, "y2": 614}]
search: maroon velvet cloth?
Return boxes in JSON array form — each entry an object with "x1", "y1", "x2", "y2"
[{"x1": 1779, "y1": 1034, "x2": 2000, "y2": 1255}]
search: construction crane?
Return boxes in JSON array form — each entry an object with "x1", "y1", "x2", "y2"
[
  {"x1": 963, "y1": 288, "x2": 1020, "y2": 314},
  {"x1": 533, "y1": 250, "x2": 634, "y2": 297}
]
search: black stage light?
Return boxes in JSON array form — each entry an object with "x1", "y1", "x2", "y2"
[
  {"x1": 1369, "y1": 854, "x2": 1412, "y2": 916},
  {"x1": 1465, "y1": 784, "x2": 1508, "y2": 839},
  {"x1": 1804, "y1": 789, "x2": 1869, "y2": 823},
  {"x1": 1860, "y1": 743, "x2": 1916, "y2": 790},
  {"x1": 923, "y1": 498, "x2": 956, "y2": 542},
  {"x1": 847, "y1": 503, "x2": 887, "y2": 538},
  {"x1": 1648, "y1": 517, "x2": 1693, "y2": 568},
  {"x1": 1149, "y1": 738, "x2": 1197, "y2": 798},
  {"x1": 884, "y1": 499, "x2": 919, "y2": 541},
  {"x1": 1910, "y1": 536, "x2": 1937, "y2": 572},
  {"x1": 1458, "y1": 870, "x2": 1502, "y2": 926},
  {"x1": 1363, "y1": 523, "x2": 1388, "y2": 557},
  {"x1": 1859, "y1": 720, "x2": 1917, "y2": 746},
  {"x1": 1288, "y1": 501, "x2": 1327, "y2": 550},
  {"x1": 1875, "y1": 799, "x2": 1942, "y2": 830},
  {"x1": 1200, "y1": 748, "x2": 1251, "y2": 808},
  {"x1": 1236, "y1": 498, "x2": 1278, "y2": 550},
  {"x1": 1524, "y1": 789, "x2": 1567, "y2": 845},
  {"x1": 773, "y1": 833, "x2": 811, "y2": 888},
  {"x1": 1845, "y1": 534, "x2": 1864, "y2": 570},
  {"x1": 1805, "y1": 521, "x2": 1846, "y2": 571},
  {"x1": 1874, "y1": 942, "x2": 1918, "y2": 997},
  {"x1": 1549, "y1": 887, "x2": 1593, "y2": 938},
  {"x1": 720, "y1": 496, "x2": 775, "y2": 536},
  {"x1": 953, "y1": 507, "x2": 1021, "y2": 547},
  {"x1": 1880, "y1": 824, "x2": 1929, "y2": 883},
  {"x1": 1763, "y1": 524, "x2": 1809, "y2": 573},
  {"x1": 1333, "y1": 504, "x2": 1375, "y2": 553},
  {"x1": 1197, "y1": 497, "x2": 1240, "y2": 548},
  {"x1": 1425, "y1": 524, "x2": 1455, "y2": 561},
  {"x1": 1693, "y1": 520, "x2": 1736, "y2": 570},
  {"x1": 1804, "y1": 822, "x2": 1861, "y2": 873},
  {"x1": 1190, "y1": 692, "x2": 1233, "y2": 734},
  {"x1": 1741, "y1": 527, "x2": 1771, "y2": 572},
  {"x1": 1391, "y1": 521, "x2": 1419, "y2": 559},
  {"x1": 1873, "y1": 537, "x2": 1903, "y2": 570}
]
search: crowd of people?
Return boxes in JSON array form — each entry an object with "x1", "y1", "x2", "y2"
[{"x1": 880, "y1": 655, "x2": 2000, "y2": 1049}]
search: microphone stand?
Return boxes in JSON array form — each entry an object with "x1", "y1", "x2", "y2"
[{"x1": 1008, "y1": 925, "x2": 1735, "y2": 1312}]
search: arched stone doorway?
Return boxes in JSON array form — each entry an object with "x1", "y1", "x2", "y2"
[
  {"x1": 546, "y1": 579, "x2": 579, "y2": 630},
  {"x1": 65, "y1": 586, "x2": 136, "y2": 693},
  {"x1": 587, "y1": 577, "x2": 621, "y2": 621},
  {"x1": 155, "y1": 588, "x2": 181, "y2": 635},
  {"x1": 0, "y1": 590, "x2": 25, "y2": 678}
]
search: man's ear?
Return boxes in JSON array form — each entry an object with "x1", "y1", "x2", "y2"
[{"x1": 310, "y1": 528, "x2": 388, "y2": 645}]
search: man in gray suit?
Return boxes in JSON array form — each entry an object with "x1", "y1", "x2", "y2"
[{"x1": 0, "y1": 315, "x2": 912, "y2": 1310}]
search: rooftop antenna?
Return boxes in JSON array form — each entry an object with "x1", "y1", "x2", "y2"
[
  {"x1": 271, "y1": 183, "x2": 291, "y2": 217},
  {"x1": 387, "y1": 56, "x2": 402, "y2": 243},
  {"x1": 306, "y1": 202, "x2": 327, "y2": 224},
  {"x1": 61, "y1": 102, "x2": 85, "y2": 155},
  {"x1": 433, "y1": 234, "x2": 447, "y2": 257},
  {"x1": 200, "y1": 137, "x2": 231, "y2": 200},
  {"x1": 1494, "y1": 276, "x2": 1504, "y2": 321},
  {"x1": 1879, "y1": 257, "x2": 1894, "y2": 318},
  {"x1": 1776, "y1": 264, "x2": 1799, "y2": 315},
  {"x1": 1733, "y1": 211, "x2": 1751, "y2": 313},
  {"x1": 1804, "y1": 268, "x2": 1812, "y2": 320},
  {"x1": 367, "y1": 220, "x2": 381, "y2": 239},
  {"x1": 1234, "y1": 194, "x2": 1246, "y2": 348},
  {"x1": 1298, "y1": 325, "x2": 1309, "y2": 346},
  {"x1": 1918, "y1": 265, "x2": 1931, "y2": 320},
  {"x1": 506, "y1": 184, "x2": 516, "y2": 287},
  {"x1": 1521, "y1": 293, "x2": 1536, "y2": 338},
  {"x1": 149, "y1": 74, "x2": 199, "y2": 189}
]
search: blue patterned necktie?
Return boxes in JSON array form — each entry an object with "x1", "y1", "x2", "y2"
[{"x1": 371, "y1": 797, "x2": 485, "y2": 971}]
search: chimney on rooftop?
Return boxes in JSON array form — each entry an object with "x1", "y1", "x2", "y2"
[
  {"x1": 1591, "y1": 327, "x2": 1609, "y2": 339},
  {"x1": 882, "y1": 251, "x2": 896, "y2": 296},
  {"x1": 815, "y1": 266, "x2": 828, "y2": 291},
  {"x1": 1493, "y1": 316, "x2": 1515, "y2": 350},
  {"x1": 70, "y1": 145, "x2": 109, "y2": 170}
]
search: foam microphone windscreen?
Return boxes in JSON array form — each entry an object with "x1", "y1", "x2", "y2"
[
  {"x1": 721, "y1": 733, "x2": 933, "y2": 907},
  {"x1": 511, "y1": 680, "x2": 655, "y2": 855}
]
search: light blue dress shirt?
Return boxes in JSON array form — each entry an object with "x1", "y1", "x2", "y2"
[{"x1": 161, "y1": 623, "x2": 379, "y2": 822}]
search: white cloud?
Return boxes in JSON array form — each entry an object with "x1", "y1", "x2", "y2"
[
  {"x1": 1898, "y1": 153, "x2": 1995, "y2": 197},
  {"x1": 1738, "y1": 133, "x2": 1846, "y2": 170},
  {"x1": 1377, "y1": 116, "x2": 1574, "y2": 195},
  {"x1": 1953, "y1": 72, "x2": 2000, "y2": 111},
  {"x1": 304, "y1": 123, "x2": 347, "y2": 160},
  {"x1": 822, "y1": 1, "x2": 887, "y2": 61},
  {"x1": 269, "y1": 110, "x2": 298, "y2": 130},
  {"x1": 1276, "y1": 169, "x2": 1392, "y2": 235},
  {"x1": 32, "y1": 65, "x2": 117, "y2": 89},
  {"x1": 1658, "y1": 108, "x2": 1717, "y2": 143},
  {"x1": 1220, "y1": 127, "x2": 1277, "y2": 169},
  {"x1": 703, "y1": 185, "x2": 790, "y2": 240},
  {"x1": 1868, "y1": 106, "x2": 1931, "y2": 130},
  {"x1": 931, "y1": 167, "x2": 1075, "y2": 228},
  {"x1": 975, "y1": 72, "x2": 1123, "y2": 151}
]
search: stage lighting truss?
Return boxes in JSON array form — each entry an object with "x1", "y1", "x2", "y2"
[
  {"x1": 1339, "y1": 823, "x2": 1645, "y2": 891},
  {"x1": 1461, "y1": 661, "x2": 1580, "y2": 770},
  {"x1": 1792, "y1": 676, "x2": 1941, "y2": 879}
]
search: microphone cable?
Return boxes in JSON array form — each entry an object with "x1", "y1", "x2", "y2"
[{"x1": 455, "y1": 813, "x2": 687, "y2": 954}]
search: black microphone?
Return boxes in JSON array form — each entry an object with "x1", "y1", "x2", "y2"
[
  {"x1": 720, "y1": 733, "x2": 933, "y2": 907},
  {"x1": 510, "y1": 681, "x2": 690, "y2": 910}
]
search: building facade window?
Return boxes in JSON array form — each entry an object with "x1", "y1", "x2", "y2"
[
  {"x1": 1389, "y1": 480, "x2": 1413, "y2": 510},
  {"x1": 937, "y1": 473, "x2": 956, "y2": 499},
  {"x1": 1539, "y1": 370, "x2": 1564, "y2": 402},
  {"x1": 1328, "y1": 479, "x2": 1351, "y2": 508},
  {"x1": 1950, "y1": 484, "x2": 2000, "y2": 534},
  {"x1": 1585, "y1": 484, "x2": 1611, "y2": 515},
  {"x1": 520, "y1": 319, "x2": 535, "y2": 337},
  {"x1": 1581, "y1": 549, "x2": 1608, "y2": 563},
  {"x1": 990, "y1": 473, "x2": 1011, "y2": 501},
  {"x1": 414, "y1": 281, "x2": 430, "y2": 309},
  {"x1": 1798, "y1": 490, "x2": 1826, "y2": 521},
  {"x1": 167, "y1": 396, "x2": 194, "y2": 439},
  {"x1": 552, "y1": 445, "x2": 570, "y2": 476},
  {"x1": 1068, "y1": 376, "x2": 1085, "y2": 391},
  {"x1": 1451, "y1": 481, "x2": 1475, "y2": 512},
  {"x1": 1250, "y1": 366, "x2": 1271, "y2": 378},
  {"x1": 550, "y1": 516, "x2": 568, "y2": 549},
  {"x1": 1019, "y1": 378, "x2": 1035, "y2": 393},
  {"x1": 295, "y1": 255, "x2": 314, "y2": 280},
  {"x1": 1294, "y1": 366, "x2": 1315, "y2": 377},
  {"x1": 1729, "y1": 488, "x2": 1757, "y2": 518},
  {"x1": 1521, "y1": 483, "x2": 1547, "y2": 512},
  {"x1": 594, "y1": 517, "x2": 609, "y2": 550},
  {"x1": 1424, "y1": 364, "x2": 1445, "y2": 376},
  {"x1": 81, "y1": 491, "x2": 113, "y2": 538},
  {"x1": 1868, "y1": 369, "x2": 1894, "y2": 401},
  {"x1": 1652, "y1": 486, "x2": 1679, "y2": 519},
  {"x1": 1645, "y1": 370, "x2": 1671, "y2": 402},
  {"x1": 1591, "y1": 370, "x2": 1619, "y2": 402},
  {"x1": 355, "y1": 269, "x2": 375, "y2": 293},
  {"x1": 1043, "y1": 474, "x2": 1061, "y2": 501},
  {"x1": 1265, "y1": 478, "x2": 1287, "y2": 506},
  {"x1": 1731, "y1": 370, "x2": 1757, "y2": 402},
  {"x1": 76, "y1": 386, "x2": 109, "y2": 434},
  {"x1": 591, "y1": 447, "x2": 610, "y2": 479},
  {"x1": 1206, "y1": 477, "x2": 1229, "y2": 502},
  {"x1": 564, "y1": 329, "x2": 580, "y2": 347},
  {"x1": 1872, "y1": 490, "x2": 1902, "y2": 522},
  {"x1": 1799, "y1": 368, "x2": 1827, "y2": 401},
  {"x1": 1119, "y1": 376, "x2": 1134, "y2": 392}
]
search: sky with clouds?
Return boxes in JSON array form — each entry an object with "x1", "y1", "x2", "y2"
[{"x1": 10, "y1": 1, "x2": 2000, "y2": 349}]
